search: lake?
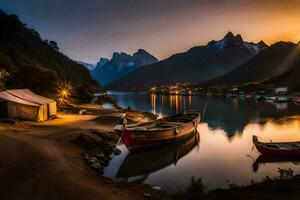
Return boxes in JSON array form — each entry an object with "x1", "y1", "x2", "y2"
[{"x1": 104, "y1": 91, "x2": 300, "y2": 194}]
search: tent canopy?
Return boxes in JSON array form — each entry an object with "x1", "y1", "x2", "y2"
[
  {"x1": 5, "y1": 89, "x2": 55, "y2": 105},
  {"x1": 0, "y1": 91, "x2": 40, "y2": 106}
]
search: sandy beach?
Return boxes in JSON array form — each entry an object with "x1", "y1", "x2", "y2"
[{"x1": 0, "y1": 111, "x2": 166, "y2": 200}]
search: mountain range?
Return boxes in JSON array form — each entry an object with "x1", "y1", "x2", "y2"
[
  {"x1": 108, "y1": 32, "x2": 268, "y2": 91},
  {"x1": 4, "y1": 8, "x2": 298, "y2": 94},
  {"x1": 209, "y1": 41, "x2": 300, "y2": 91},
  {"x1": 205, "y1": 41, "x2": 298, "y2": 86},
  {"x1": 91, "y1": 49, "x2": 158, "y2": 86}
]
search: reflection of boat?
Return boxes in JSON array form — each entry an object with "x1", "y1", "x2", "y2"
[
  {"x1": 253, "y1": 135, "x2": 300, "y2": 156},
  {"x1": 114, "y1": 112, "x2": 200, "y2": 151},
  {"x1": 253, "y1": 154, "x2": 300, "y2": 172},
  {"x1": 117, "y1": 132, "x2": 199, "y2": 177}
]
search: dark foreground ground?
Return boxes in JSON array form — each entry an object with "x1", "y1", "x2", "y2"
[{"x1": 0, "y1": 112, "x2": 165, "y2": 200}]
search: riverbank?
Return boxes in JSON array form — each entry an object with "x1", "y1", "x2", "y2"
[
  {"x1": 172, "y1": 174, "x2": 300, "y2": 200},
  {"x1": 1, "y1": 107, "x2": 300, "y2": 200},
  {"x1": 0, "y1": 110, "x2": 166, "y2": 200}
]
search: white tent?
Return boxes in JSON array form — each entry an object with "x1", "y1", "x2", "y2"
[{"x1": 0, "y1": 89, "x2": 57, "y2": 121}]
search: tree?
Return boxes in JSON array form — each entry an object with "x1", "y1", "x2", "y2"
[
  {"x1": 0, "y1": 69, "x2": 9, "y2": 91},
  {"x1": 15, "y1": 63, "x2": 59, "y2": 96},
  {"x1": 49, "y1": 40, "x2": 59, "y2": 50},
  {"x1": 73, "y1": 83, "x2": 94, "y2": 103}
]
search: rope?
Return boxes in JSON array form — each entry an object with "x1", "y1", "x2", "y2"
[{"x1": 202, "y1": 101, "x2": 208, "y2": 120}]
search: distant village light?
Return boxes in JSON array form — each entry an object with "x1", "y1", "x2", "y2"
[{"x1": 150, "y1": 87, "x2": 157, "y2": 92}]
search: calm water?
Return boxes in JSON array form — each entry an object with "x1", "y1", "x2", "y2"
[{"x1": 104, "y1": 91, "x2": 300, "y2": 193}]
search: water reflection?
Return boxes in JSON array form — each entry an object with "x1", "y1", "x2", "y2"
[
  {"x1": 108, "y1": 91, "x2": 300, "y2": 138},
  {"x1": 105, "y1": 91, "x2": 300, "y2": 193},
  {"x1": 117, "y1": 132, "x2": 199, "y2": 179},
  {"x1": 253, "y1": 154, "x2": 300, "y2": 172}
]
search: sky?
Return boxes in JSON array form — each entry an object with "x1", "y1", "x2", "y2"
[{"x1": 1, "y1": 0, "x2": 300, "y2": 63}]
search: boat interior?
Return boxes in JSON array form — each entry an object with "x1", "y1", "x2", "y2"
[{"x1": 127, "y1": 113, "x2": 199, "y2": 130}]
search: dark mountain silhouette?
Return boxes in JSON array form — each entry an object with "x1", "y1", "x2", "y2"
[
  {"x1": 77, "y1": 61, "x2": 96, "y2": 70},
  {"x1": 206, "y1": 41, "x2": 298, "y2": 86},
  {"x1": 108, "y1": 32, "x2": 267, "y2": 91},
  {"x1": 91, "y1": 49, "x2": 158, "y2": 86},
  {"x1": 0, "y1": 10, "x2": 101, "y2": 97},
  {"x1": 263, "y1": 47, "x2": 300, "y2": 91},
  {"x1": 95, "y1": 58, "x2": 109, "y2": 69}
]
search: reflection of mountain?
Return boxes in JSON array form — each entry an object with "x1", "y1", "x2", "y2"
[
  {"x1": 203, "y1": 98, "x2": 258, "y2": 137},
  {"x1": 253, "y1": 154, "x2": 300, "y2": 172},
  {"x1": 202, "y1": 98, "x2": 300, "y2": 138},
  {"x1": 117, "y1": 132, "x2": 199, "y2": 177}
]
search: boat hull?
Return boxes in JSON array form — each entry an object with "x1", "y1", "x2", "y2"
[
  {"x1": 253, "y1": 135, "x2": 300, "y2": 157},
  {"x1": 120, "y1": 113, "x2": 200, "y2": 151},
  {"x1": 255, "y1": 145, "x2": 300, "y2": 156}
]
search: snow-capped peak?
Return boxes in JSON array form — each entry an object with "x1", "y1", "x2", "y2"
[{"x1": 208, "y1": 32, "x2": 268, "y2": 53}]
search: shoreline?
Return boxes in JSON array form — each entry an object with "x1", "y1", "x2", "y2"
[
  {"x1": 0, "y1": 109, "x2": 166, "y2": 200},
  {"x1": 0, "y1": 107, "x2": 300, "y2": 199}
]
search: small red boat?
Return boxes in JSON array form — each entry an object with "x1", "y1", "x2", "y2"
[
  {"x1": 294, "y1": 98, "x2": 300, "y2": 105},
  {"x1": 114, "y1": 112, "x2": 201, "y2": 151},
  {"x1": 253, "y1": 135, "x2": 300, "y2": 156}
]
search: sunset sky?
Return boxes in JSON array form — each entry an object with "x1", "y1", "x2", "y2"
[{"x1": 1, "y1": 0, "x2": 300, "y2": 63}]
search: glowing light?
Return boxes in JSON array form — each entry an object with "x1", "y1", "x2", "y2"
[
  {"x1": 56, "y1": 81, "x2": 72, "y2": 105},
  {"x1": 151, "y1": 93, "x2": 157, "y2": 114}
]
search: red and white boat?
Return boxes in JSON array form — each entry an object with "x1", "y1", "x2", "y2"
[
  {"x1": 253, "y1": 135, "x2": 300, "y2": 156},
  {"x1": 114, "y1": 112, "x2": 201, "y2": 151}
]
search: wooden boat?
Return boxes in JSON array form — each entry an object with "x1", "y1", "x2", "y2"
[
  {"x1": 117, "y1": 132, "x2": 199, "y2": 178},
  {"x1": 114, "y1": 112, "x2": 201, "y2": 151},
  {"x1": 253, "y1": 135, "x2": 300, "y2": 156}
]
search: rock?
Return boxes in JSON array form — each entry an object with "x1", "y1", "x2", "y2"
[
  {"x1": 112, "y1": 177, "x2": 126, "y2": 183},
  {"x1": 81, "y1": 154, "x2": 89, "y2": 160},
  {"x1": 114, "y1": 148, "x2": 122, "y2": 155},
  {"x1": 151, "y1": 186, "x2": 162, "y2": 191},
  {"x1": 95, "y1": 152, "x2": 106, "y2": 160},
  {"x1": 107, "y1": 141, "x2": 115, "y2": 147},
  {"x1": 143, "y1": 193, "x2": 151, "y2": 198},
  {"x1": 100, "y1": 159, "x2": 109, "y2": 167},
  {"x1": 88, "y1": 157, "x2": 99, "y2": 165},
  {"x1": 90, "y1": 162, "x2": 101, "y2": 170},
  {"x1": 79, "y1": 110, "x2": 87, "y2": 115}
]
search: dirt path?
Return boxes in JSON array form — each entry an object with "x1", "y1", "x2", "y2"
[{"x1": 0, "y1": 113, "x2": 164, "y2": 200}]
